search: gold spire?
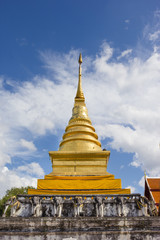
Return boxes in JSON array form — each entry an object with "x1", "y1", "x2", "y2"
[
  {"x1": 58, "y1": 53, "x2": 102, "y2": 152},
  {"x1": 76, "y1": 53, "x2": 84, "y2": 99},
  {"x1": 79, "y1": 53, "x2": 82, "y2": 64}
]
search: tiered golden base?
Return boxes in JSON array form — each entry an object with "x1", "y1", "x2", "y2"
[
  {"x1": 28, "y1": 189, "x2": 130, "y2": 195},
  {"x1": 28, "y1": 175, "x2": 130, "y2": 195}
]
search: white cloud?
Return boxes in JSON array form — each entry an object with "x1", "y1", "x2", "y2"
[
  {"x1": 149, "y1": 30, "x2": 160, "y2": 41},
  {"x1": 17, "y1": 162, "x2": 44, "y2": 177},
  {"x1": 40, "y1": 49, "x2": 79, "y2": 85},
  {"x1": 20, "y1": 139, "x2": 37, "y2": 151},
  {"x1": 0, "y1": 166, "x2": 37, "y2": 197},
  {"x1": 126, "y1": 186, "x2": 136, "y2": 193},
  {"x1": 99, "y1": 42, "x2": 113, "y2": 61},
  {"x1": 16, "y1": 38, "x2": 28, "y2": 46},
  {"x1": 2, "y1": 166, "x2": 9, "y2": 174},
  {"x1": 0, "y1": 162, "x2": 44, "y2": 197},
  {"x1": 143, "y1": 10, "x2": 160, "y2": 44},
  {"x1": 0, "y1": 76, "x2": 75, "y2": 167},
  {"x1": 117, "y1": 49, "x2": 132, "y2": 60},
  {"x1": 139, "y1": 176, "x2": 145, "y2": 188},
  {"x1": 124, "y1": 20, "x2": 130, "y2": 30},
  {"x1": 120, "y1": 165, "x2": 124, "y2": 169}
]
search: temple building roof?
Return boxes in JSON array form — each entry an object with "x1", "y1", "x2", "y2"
[{"x1": 145, "y1": 177, "x2": 160, "y2": 213}]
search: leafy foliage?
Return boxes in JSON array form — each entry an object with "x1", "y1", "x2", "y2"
[{"x1": 0, "y1": 186, "x2": 35, "y2": 217}]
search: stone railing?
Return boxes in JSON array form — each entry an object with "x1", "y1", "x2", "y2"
[{"x1": 4, "y1": 194, "x2": 156, "y2": 218}]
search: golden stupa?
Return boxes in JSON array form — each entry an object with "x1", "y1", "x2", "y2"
[{"x1": 28, "y1": 54, "x2": 130, "y2": 195}]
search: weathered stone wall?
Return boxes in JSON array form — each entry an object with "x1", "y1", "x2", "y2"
[{"x1": 0, "y1": 217, "x2": 160, "y2": 240}]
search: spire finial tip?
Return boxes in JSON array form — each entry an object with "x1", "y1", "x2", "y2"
[{"x1": 79, "y1": 53, "x2": 82, "y2": 64}]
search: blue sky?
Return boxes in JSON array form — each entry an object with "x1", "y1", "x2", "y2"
[{"x1": 0, "y1": 0, "x2": 160, "y2": 197}]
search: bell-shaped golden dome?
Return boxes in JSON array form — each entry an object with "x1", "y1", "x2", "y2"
[{"x1": 59, "y1": 53, "x2": 102, "y2": 152}]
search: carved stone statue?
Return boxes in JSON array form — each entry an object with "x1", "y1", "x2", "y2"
[
  {"x1": 2, "y1": 198, "x2": 11, "y2": 217},
  {"x1": 95, "y1": 197, "x2": 104, "y2": 217},
  {"x1": 33, "y1": 196, "x2": 42, "y2": 217},
  {"x1": 10, "y1": 196, "x2": 21, "y2": 217},
  {"x1": 55, "y1": 197, "x2": 63, "y2": 217},
  {"x1": 135, "y1": 196, "x2": 151, "y2": 216},
  {"x1": 43, "y1": 198, "x2": 56, "y2": 217},
  {"x1": 116, "y1": 196, "x2": 125, "y2": 217},
  {"x1": 74, "y1": 197, "x2": 83, "y2": 217}
]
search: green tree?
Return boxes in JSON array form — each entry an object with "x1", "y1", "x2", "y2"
[{"x1": 0, "y1": 186, "x2": 35, "y2": 217}]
